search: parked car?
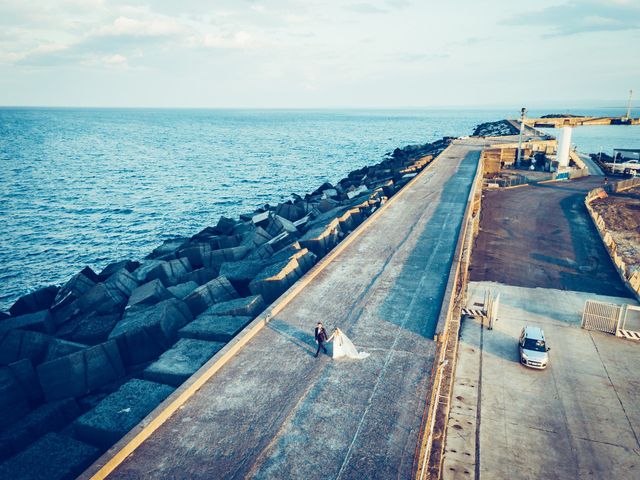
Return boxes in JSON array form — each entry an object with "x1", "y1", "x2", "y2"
[{"x1": 519, "y1": 326, "x2": 550, "y2": 369}]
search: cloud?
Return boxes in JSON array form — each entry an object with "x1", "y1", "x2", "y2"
[
  {"x1": 193, "y1": 31, "x2": 262, "y2": 49},
  {"x1": 97, "y1": 16, "x2": 186, "y2": 37},
  {"x1": 505, "y1": 0, "x2": 640, "y2": 36},
  {"x1": 347, "y1": 3, "x2": 387, "y2": 14},
  {"x1": 6, "y1": 5, "x2": 266, "y2": 68}
]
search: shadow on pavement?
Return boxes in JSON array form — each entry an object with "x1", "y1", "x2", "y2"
[
  {"x1": 377, "y1": 151, "x2": 479, "y2": 339},
  {"x1": 460, "y1": 317, "x2": 520, "y2": 364},
  {"x1": 268, "y1": 318, "x2": 319, "y2": 357}
]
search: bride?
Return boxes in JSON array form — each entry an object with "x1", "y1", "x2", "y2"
[{"x1": 328, "y1": 328, "x2": 369, "y2": 359}]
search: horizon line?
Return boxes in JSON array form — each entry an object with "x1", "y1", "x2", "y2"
[{"x1": 0, "y1": 104, "x2": 637, "y2": 111}]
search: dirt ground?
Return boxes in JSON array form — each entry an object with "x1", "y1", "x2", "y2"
[
  {"x1": 470, "y1": 177, "x2": 631, "y2": 297},
  {"x1": 590, "y1": 186, "x2": 640, "y2": 274}
]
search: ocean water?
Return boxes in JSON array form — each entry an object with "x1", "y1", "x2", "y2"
[{"x1": 1, "y1": 107, "x2": 638, "y2": 310}]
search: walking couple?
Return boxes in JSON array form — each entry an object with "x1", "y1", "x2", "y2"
[{"x1": 314, "y1": 322, "x2": 369, "y2": 360}]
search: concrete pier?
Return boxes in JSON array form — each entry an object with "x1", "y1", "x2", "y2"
[{"x1": 83, "y1": 140, "x2": 486, "y2": 479}]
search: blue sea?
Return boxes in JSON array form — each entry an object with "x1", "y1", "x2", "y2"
[{"x1": 1, "y1": 107, "x2": 638, "y2": 310}]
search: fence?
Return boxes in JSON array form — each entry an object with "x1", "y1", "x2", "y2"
[{"x1": 581, "y1": 300, "x2": 623, "y2": 334}]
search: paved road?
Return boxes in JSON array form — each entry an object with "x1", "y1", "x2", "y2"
[
  {"x1": 578, "y1": 153, "x2": 605, "y2": 176},
  {"x1": 445, "y1": 282, "x2": 640, "y2": 480},
  {"x1": 107, "y1": 141, "x2": 481, "y2": 479},
  {"x1": 470, "y1": 177, "x2": 630, "y2": 297}
]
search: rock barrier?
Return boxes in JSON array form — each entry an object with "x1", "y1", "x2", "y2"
[{"x1": 0, "y1": 136, "x2": 451, "y2": 477}]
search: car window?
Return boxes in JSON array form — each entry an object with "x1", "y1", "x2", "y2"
[{"x1": 523, "y1": 338, "x2": 546, "y2": 352}]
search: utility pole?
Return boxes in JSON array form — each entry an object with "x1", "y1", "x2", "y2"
[
  {"x1": 516, "y1": 107, "x2": 527, "y2": 167},
  {"x1": 626, "y1": 90, "x2": 633, "y2": 121}
]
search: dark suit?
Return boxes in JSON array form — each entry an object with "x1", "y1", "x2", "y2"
[{"x1": 314, "y1": 326, "x2": 328, "y2": 357}]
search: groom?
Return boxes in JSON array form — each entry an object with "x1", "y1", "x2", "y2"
[{"x1": 314, "y1": 322, "x2": 328, "y2": 357}]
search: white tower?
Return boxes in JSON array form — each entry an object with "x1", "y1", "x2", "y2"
[{"x1": 556, "y1": 126, "x2": 572, "y2": 167}]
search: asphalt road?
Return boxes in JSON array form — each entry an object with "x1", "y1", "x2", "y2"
[
  {"x1": 445, "y1": 282, "x2": 640, "y2": 480},
  {"x1": 469, "y1": 177, "x2": 631, "y2": 297},
  {"x1": 107, "y1": 141, "x2": 482, "y2": 479}
]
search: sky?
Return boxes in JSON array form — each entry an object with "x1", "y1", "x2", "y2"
[{"x1": 0, "y1": 0, "x2": 639, "y2": 108}]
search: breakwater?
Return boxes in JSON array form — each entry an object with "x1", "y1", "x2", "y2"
[{"x1": 0, "y1": 136, "x2": 451, "y2": 479}]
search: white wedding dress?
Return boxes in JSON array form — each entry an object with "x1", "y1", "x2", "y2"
[{"x1": 331, "y1": 328, "x2": 369, "y2": 359}]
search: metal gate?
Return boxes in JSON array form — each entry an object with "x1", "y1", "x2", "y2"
[
  {"x1": 618, "y1": 305, "x2": 640, "y2": 340},
  {"x1": 581, "y1": 300, "x2": 623, "y2": 334}
]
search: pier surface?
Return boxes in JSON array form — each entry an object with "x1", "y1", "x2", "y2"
[{"x1": 93, "y1": 140, "x2": 483, "y2": 479}]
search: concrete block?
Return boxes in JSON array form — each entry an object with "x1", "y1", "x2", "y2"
[
  {"x1": 184, "y1": 276, "x2": 239, "y2": 317},
  {"x1": 346, "y1": 185, "x2": 369, "y2": 200},
  {"x1": 0, "y1": 331, "x2": 84, "y2": 367},
  {"x1": 178, "y1": 236, "x2": 243, "y2": 268},
  {"x1": 275, "y1": 202, "x2": 306, "y2": 222},
  {"x1": 337, "y1": 207, "x2": 364, "y2": 233},
  {"x1": 43, "y1": 338, "x2": 88, "y2": 363},
  {"x1": 132, "y1": 259, "x2": 164, "y2": 283},
  {"x1": 268, "y1": 231, "x2": 296, "y2": 252},
  {"x1": 177, "y1": 266, "x2": 219, "y2": 286},
  {"x1": 0, "y1": 365, "x2": 34, "y2": 429},
  {"x1": 321, "y1": 188, "x2": 338, "y2": 198},
  {"x1": 98, "y1": 259, "x2": 140, "y2": 282},
  {"x1": 0, "y1": 309, "x2": 55, "y2": 335},
  {"x1": 71, "y1": 379, "x2": 174, "y2": 450},
  {"x1": 167, "y1": 281, "x2": 199, "y2": 299},
  {"x1": 241, "y1": 225, "x2": 273, "y2": 249},
  {"x1": 0, "y1": 398, "x2": 80, "y2": 461},
  {"x1": 50, "y1": 268, "x2": 98, "y2": 324},
  {"x1": 9, "y1": 285, "x2": 59, "y2": 317},
  {"x1": 0, "y1": 432, "x2": 100, "y2": 480},
  {"x1": 144, "y1": 257, "x2": 192, "y2": 287},
  {"x1": 143, "y1": 338, "x2": 225, "y2": 387},
  {"x1": 262, "y1": 242, "x2": 303, "y2": 266},
  {"x1": 74, "y1": 268, "x2": 139, "y2": 316},
  {"x1": 317, "y1": 197, "x2": 340, "y2": 213},
  {"x1": 252, "y1": 210, "x2": 270, "y2": 227},
  {"x1": 176, "y1": 243, "x2": 210, "y2": 269},
  {"x1": 6, "y1": 358, "x2": 43, "y2": 405},
  {"x1": 52, "y1": 268, "x2": 132, "y2": 326},
  {"x1": 219, "y1": 260, "x2": 264, "y2": 296},
  {"x1": 249, "y1": 248, "x2": 317, "y2": 303},
  {"x1": 202, "y1": 245, "x2": 250, "y2": 268},
  {"x1": 247, "y1": 242, "x2": 275, "y2": 260},
  {"x1": 147, "y1": 237, "x2": 188, "y2": 259},
  {"x1": 249, "y1": 259, "x2": 298, "y2": 304},
  {"x1": 179, "y1": 315, "x2": 253, "y2": 342},
  {"x1": 0, "y1": 330, "x2": 51, "y2": 366},
  {"x1": 52, "y1": 267, "x2": 98, "y2": 309},
  {"x1": 232, "y1": 220, "x2": 255, "y2": 236},
  {"x1": 37, "y1": 340, "x2": 125, "y2": 402},
  {"x1": 203, "y1": 295, "x2": 265, "y2": 319},
  {"x1": 299, "y1": 218, "x2": 342, "y2": 258},
  {"x1": 109, "y1": 298, "x2": 193, "y2": 365},
  {"x1": 264, "y1": 215, "x2": 298, "y2": 237},
  {"x1": 127, "y1": 279, "x2": 174, "y2": 309},
  {"x1": 311, "y1": 181, "x2": 334, "y2": 196},
  {"x1": 56, "y1": 312, "x2": 120, "y2": 346},
  {"x1": 214, "y1": 216, "x2": 237, "y2": 235}
]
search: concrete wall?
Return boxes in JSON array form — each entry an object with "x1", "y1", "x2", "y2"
[
  {"x1": 527, "y1": 116, "x2": 640, "y2": 128},
  {"x1": 585, "y1": 184, "x2": 640, "y2": 301},
  {"x1": 415, "y1": 152, "x2": 485, "y2": 478}
]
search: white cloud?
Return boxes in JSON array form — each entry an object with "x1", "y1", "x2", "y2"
[
  {"x1": 97, "y1": 16, "x2": 186, "y2": 37},
  {"x1": 195, "y1": 31, "x2": 262, "y2": 49},
  {"x1": 102, "y1": 53, "x2": 128, "y2": 67}
]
